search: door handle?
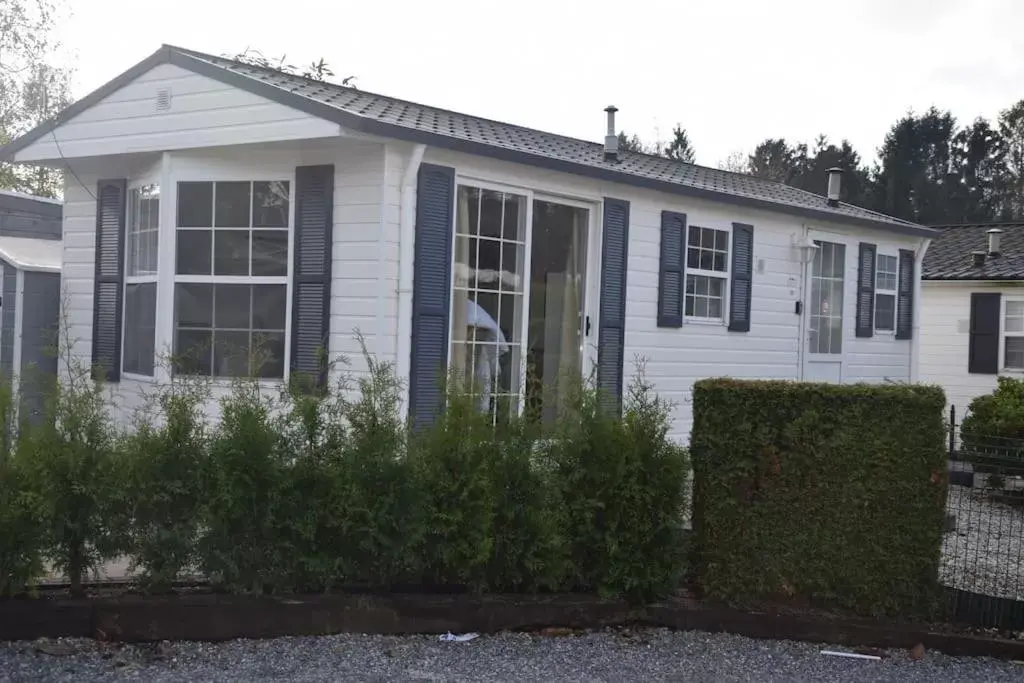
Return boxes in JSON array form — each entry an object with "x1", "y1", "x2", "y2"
[{"x1": 585, "y1": 315, "x2": 592, "y2": 336}]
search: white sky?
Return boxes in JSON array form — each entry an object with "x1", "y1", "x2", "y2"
[{"x1": 55, "y1": 0, "x2": 1024, "y2": 168}]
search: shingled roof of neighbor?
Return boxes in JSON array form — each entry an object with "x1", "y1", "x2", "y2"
[
  {"x1": 923, "y1": 222, "x2": 1024, "y2": 280},
  {"x1": 0, "y1": 45, "x2": 933, "y2": 237}
]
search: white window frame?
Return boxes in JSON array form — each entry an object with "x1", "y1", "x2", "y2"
[
  {"x1": 873, "y1": 252, "x2": 898, "y2": 334},
  {"x1": 166, "y1": 172, "x2": 295, "y2": 384},
  {"x1": 684, "y1": 223, "x2": 731, "y2": 324},
  {"x1": 447, "y1": 176, "x2": 600, "y2": 416},
  {"x1": 1001, "y1": 296, "x2": 1024, "y2": 371},
  {"x1": 120, "y1": 177, "x2": 161, "y2": 380}
]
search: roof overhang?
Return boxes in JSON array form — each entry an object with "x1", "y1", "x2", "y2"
[{"x1": 0, "y1": 45, "x2": 934, "y2": 238}]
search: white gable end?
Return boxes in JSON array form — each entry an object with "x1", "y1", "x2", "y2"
[{"x1": 14, "y1": 63, "x2": 340, "y2": 163}]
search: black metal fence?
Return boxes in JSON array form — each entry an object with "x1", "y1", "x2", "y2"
[{"x1": 944, "y1": 405, "x2": 1024, "y2": 630}]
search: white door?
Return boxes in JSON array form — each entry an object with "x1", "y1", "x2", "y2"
[{"x1": 802, "y1": 234, "x2": 847, "y2": 383}]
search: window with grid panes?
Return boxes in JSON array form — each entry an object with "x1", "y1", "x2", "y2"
[
  {"x1": 173, "y1": 180, "x2": 290, "y2": 378},
  {"x1": 685, "y1": 225, "x2": 730, "y2": 320}
]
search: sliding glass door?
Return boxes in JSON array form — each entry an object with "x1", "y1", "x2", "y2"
[{"x1": 449, "y1": 184, "x2": 591, "y2": 422}]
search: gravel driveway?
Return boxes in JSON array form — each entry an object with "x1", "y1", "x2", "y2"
[{"x1": 2, "y1": 630, "x2": 1022, "y2": 682}]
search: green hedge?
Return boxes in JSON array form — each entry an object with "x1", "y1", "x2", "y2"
[
  {"x1": 0, "y1": 351, "x2": 689, "y2": 602},
  {"x1": 690, "y1": 379, "x2": 947, "y2": 617}
]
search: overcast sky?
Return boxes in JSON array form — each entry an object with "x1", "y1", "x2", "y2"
[{"x1": 55, "y1": 0, "x2": 1024, "y2": 168}]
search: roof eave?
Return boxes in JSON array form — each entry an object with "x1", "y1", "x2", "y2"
[{"x1": 1, "y1": 45, "x2": 931, "y2": 237}]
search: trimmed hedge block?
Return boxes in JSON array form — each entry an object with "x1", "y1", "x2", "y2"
[{"x1": 690, "y1": 379, "x2": 947, "y2": 617}]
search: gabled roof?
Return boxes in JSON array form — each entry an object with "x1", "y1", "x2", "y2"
[
  {"x1": 923, "y1": 222, "x2": 1024, "y2": 280},
  {"x1": 0, "y1": 45, "x2": 933, "y2": 237}
]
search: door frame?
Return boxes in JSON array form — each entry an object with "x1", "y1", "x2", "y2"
[
  {"x1": 532, "y1": 192, "x2": 601, "y2": 384},
  {"x1": 448, "y1": 175, "x2": 602, "y2": 413},
  {"x1": 801, "y1": 229, "x2": 851, "y2": 382}
]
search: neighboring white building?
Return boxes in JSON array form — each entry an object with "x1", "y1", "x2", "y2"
[
  {"x1": 921, "y1": 222, "x2": 1024, "y2": 417},
  {"x1": 0, "y1": 45, "x2": 935, "y2": 442}
]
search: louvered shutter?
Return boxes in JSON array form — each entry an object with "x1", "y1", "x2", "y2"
[
  {"x1": 895, "y1": 248, "x2": 914, "y2": 340},
  {"x1": 855, "y1": 242, "x2": 876, "y2": 338},
  {"x1": 409, "y1": 164, "x2": 455, "y2": 428},
  {"x1": 598, "y1": 198, "x2": 630, "y2": 414},
  {"x1": 968, "y1": 292, "x2": 1000, "y2": 374},
  {"x1": 290, "y1": 165, "x2": 334, "y2": 391},
  {"x1": 728, "y1": 222, "x2": 754, "y2": 332},
  {"x1": 658, "y1": 211, "x2": 686, "y2": 328},
  {"x1": 91, "y1": 179, "x2": 126, "y2": 381}
]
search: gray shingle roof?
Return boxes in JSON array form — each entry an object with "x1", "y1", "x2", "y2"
[
  {"x1": 923, "y1": 223, "x2": 1024, "y2": 280},
  {"x1": 1, "y1": 45, "x2": 932, "y2": 236}
]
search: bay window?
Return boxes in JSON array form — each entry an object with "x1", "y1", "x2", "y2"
[
  {"x1": 122, "y1": 184, "x2": 159, "y2": 376},
  {"x1": 685, "y1": 225, "x2": 730, "y2": 321},
  {"x1": 173, "y1": 180, "x2": 290, "y2": 378}
]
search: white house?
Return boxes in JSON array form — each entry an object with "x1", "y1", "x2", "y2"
[
  {"x1": 0, "y1": 45, "x2": 936, "y2": 442},
  {"x1": 920, "y1": 222, "x2": 1024, "y2": 417}
]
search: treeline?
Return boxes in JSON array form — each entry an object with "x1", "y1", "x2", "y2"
[{"x1": 621, "y1": 99, "x2": 1024, "y2": 226}]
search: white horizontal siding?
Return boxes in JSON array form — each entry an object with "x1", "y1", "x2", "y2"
[
  {"x1": 425, "y1": 147, "x2": 920, "y2": 443},
  {"x1": 15, "y1": 63, "x2": 340, "y2": 162},
  {"x1": 919, "y1": 281, "x2": 1024, "y2": 416}
]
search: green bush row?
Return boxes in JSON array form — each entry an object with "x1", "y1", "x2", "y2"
[
  {"x1": 689, "y1": 379, "x2": 947, "y2": 618},
  {"x1": 0, "y1": 351, "x2": 689, "y2": 602}
]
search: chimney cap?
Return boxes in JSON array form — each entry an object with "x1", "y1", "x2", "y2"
[
  {"x1": 826, "y1": 167, "x2": 844, "y2": 174},
  {"x1": 604, "y1": 105, "x2": 618, "y2": 113}
]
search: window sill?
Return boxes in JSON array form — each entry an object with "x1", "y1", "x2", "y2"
[
  {"x1": 684, "y1": 317, "x2": 726, "y2": 327},
  {"x1": 120, "y1": 372, "x2": 159, "y2": 384}
]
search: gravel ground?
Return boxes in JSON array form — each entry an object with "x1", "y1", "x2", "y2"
[
  {"x1": 942, "y1": 485, "x2": 1024, "y2": 600},
  {"x1": 1, "y1": 630, "x2": 1022, "y2": 683}
]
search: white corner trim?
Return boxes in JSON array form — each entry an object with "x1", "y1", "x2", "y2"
[
  {"x1": 154, "y1": 152, "x2": 175, "y2": 384},
  {"x1": 12, "y1": 268, "x2": 24, "y2": 399},
  {"x1": 910, "y1": 237, "x2": 931, "y2": 383},
  {"x1": 395, "y1": 143, "x2": 427, "y2": 421}
]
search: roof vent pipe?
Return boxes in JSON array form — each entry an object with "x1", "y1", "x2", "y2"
[
  {"x1": 971, "y1": 250, "x2": 987, "y2": 268},
  {"x1": 604, "y1": 105, "x2": 619, "y2": 162},
  {"x1": 826, "y1": 167, "x2": 843, "y2": 207},
  {"x1": 988, "y1": 228, "x2": 1003, "y2": 257}
]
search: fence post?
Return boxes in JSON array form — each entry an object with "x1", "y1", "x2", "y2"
[{"x1": 949, "y1": 404, "x2": 956, "y2": 458}]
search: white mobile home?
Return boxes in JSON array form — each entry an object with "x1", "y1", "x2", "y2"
[{"x1": 0, "y1": 45, "x2": 935, "y2": 441}]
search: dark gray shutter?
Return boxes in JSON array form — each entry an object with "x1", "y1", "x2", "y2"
[
  {"x1": 91, "y1": 179, "x2": 126, "y2": 381},
  {"x1": 969, "y1": 292, "x2": 1000, "y2": 374},
  {"x1": 290, "y1": 165, "x2": 334, "y2": 391},
  {"x1": 855, "y1": 242, "x2": 877, "y2": 338},
  {"x1": 727, "y1": 222, "x2": 753, "y2": 332},
  {"x1": 409, "y1": 164, "x2": 455, "y2": 427},
  {"x1": 895, "y1": 248, "x2": 914, "y2": 340},
  {"x1": 598, "y1": 198, "x2": 629, "y2": 414},
  {"x1": 657, "y1": 211, "x2": 685, "y2": 328}
]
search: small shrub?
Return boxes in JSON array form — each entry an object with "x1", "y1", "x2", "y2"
[
  {"x1": 17, "y1": 355, "x2": 125, "y2": 597},
  {"x1": 198, "y1": 380, "x2": 287, "y2": 593},
  {"x1": 336, "y1": 353, "x2": 420, "y2": 588},
  {"x1": 485, "y1": 413, "x2": 564, "y2": 592},
  {"x1": 0, "y1": 375, "x2": 43, "y2": 596},
  {"x1": 122, "y1": 377, "x2": 210, "y2": 592},
  {"x1": 272, "y1": 374, "x2": 349, "y2": 592},
  {"x1": 690, "y1": 379, "x2": 947, "y2": 617},
  {"x1": 548, "y1": 367, "x2": 689, "y2": 601},
  {"x1": 409, "y1": 381, "x2": 497, "y2": 590},
  {"x1": 961, "y1": 377, "x2": 1024, "y2": 457}
]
